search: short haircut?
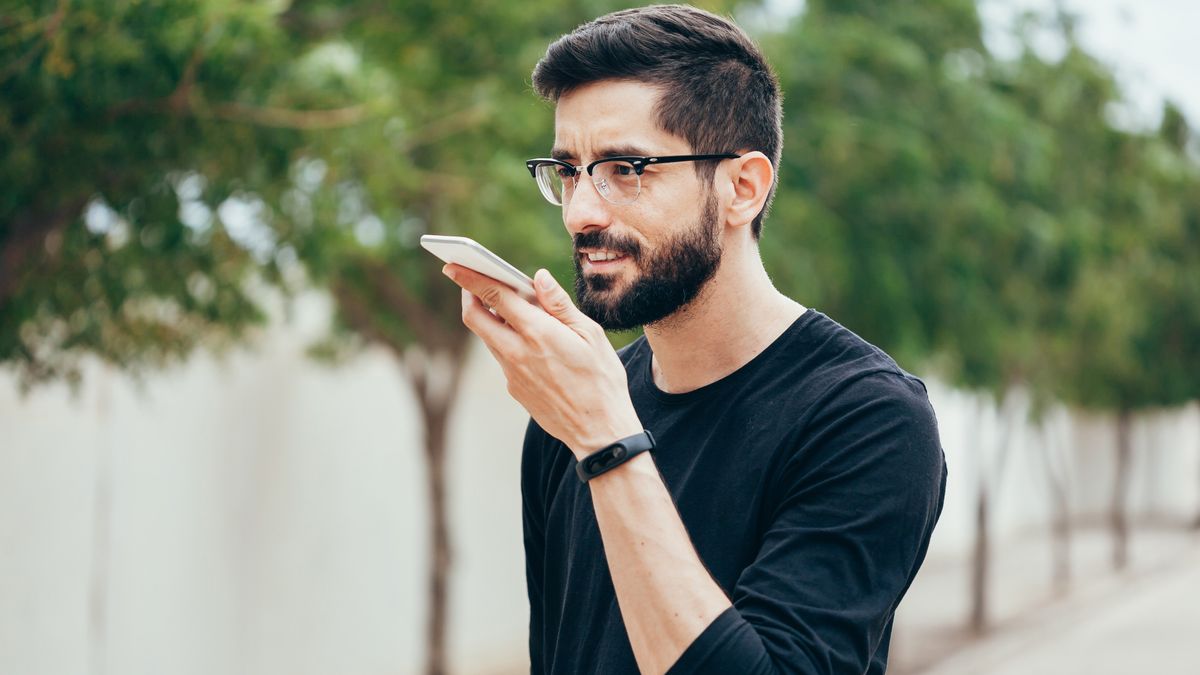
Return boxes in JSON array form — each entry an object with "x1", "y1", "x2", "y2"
[{"x1": 532, "y1": 4, "x2": 783, "y2": 240}]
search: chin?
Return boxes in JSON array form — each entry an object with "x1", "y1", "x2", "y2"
[{"x1": 581, "y1": 270, "x2": 628, "y2": 294}]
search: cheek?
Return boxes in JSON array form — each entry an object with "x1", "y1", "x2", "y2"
[{"x1": 626, "y1": 198, "x2": 670, "y2": 237}]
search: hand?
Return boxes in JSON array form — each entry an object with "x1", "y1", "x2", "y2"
[{"x1": 442, "y1": 263, "x2": 643, "y2": 458}]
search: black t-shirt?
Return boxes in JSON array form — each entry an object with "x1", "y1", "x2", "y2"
[{"x1": 521, "y1": 310, "x2": 947, "y2": 674}]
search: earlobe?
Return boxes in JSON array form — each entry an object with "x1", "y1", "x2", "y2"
[{"x1": 728, "y1": 151, "x2": 773, "y2": 230}]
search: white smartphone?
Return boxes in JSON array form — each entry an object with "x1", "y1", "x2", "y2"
[{"x1": 420, "y1": 234, "x2": 537, "y2": 303}]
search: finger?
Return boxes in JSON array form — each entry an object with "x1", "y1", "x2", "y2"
[
  {"x1": 443, "y1": 264, "x2": 552, "y2": 336},
  {"x1": 460, "y1": 288, "x2": 523, "y2": 357},
  {"x1": 533, "y1": 268, "x2": 600, "y2": 337}
]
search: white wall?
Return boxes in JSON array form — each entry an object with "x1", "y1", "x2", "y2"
[
  {"x1": 0, "y1": 291, "x2": 530, "y2": 675},
  {"x1": 2, "y1": 292, "x2": 1197, "y2": 674}
]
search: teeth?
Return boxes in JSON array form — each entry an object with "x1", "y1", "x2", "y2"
[{"x1": 586, "y1": 251, "x2": 623, "y2": 262}]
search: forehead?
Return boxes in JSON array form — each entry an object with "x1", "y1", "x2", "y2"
[{"x1": 552, "y1": 80, "x2": 690, "y2": 159}]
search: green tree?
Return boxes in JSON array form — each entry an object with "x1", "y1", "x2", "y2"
[
  {"x1": 1, "y1": 2, "x2": 736, "y2": 673},
  {"x1": 1047, "y1": 95, "x2": 1200, "y2": 568},
  {"x1": 3, "y1": 4, "x2": 345, "y2": 672},
  {"x1": 764, "y1": 0, "x2": 1052, "y2": 633},
  {"x1": 763, "y1": 0, "x2": 1200, "y2": 630},
  {"x1": 8, "y1": 0, "x2": 1199, "y2": 664},
  {"x1": 1, "y1": 0, "x2": 324, "y2": 386}
]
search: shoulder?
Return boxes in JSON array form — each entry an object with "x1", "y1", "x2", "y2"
[
  {"x1": 778, "y1": 312, "x2": 944, "y2": 486},
  {"x1": 748, "y1": 311, "x2": 930, "y2": 419},
  {"x1": 814, "y1": 368, "x2": 940, "y2": 447},
  {"x1": 798, "y1": 312, "x2": 932, "y2": 414}
]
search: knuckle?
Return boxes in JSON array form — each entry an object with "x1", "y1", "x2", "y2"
[
  {"x1": 479, "y1": 285, "x2": 504, "y2": 308},
  {"x1": 587, "y1": 322, "x2": 607, "y2": 342},
  {"x1": 525, "y1": 324, "x2": 547, "y2": 345}
]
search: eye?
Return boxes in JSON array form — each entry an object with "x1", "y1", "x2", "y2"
[
  {"x1": 612, "y1": 163, "x2": 635, "y2": 176},
  {"x1": 555, "y1": 165, "x2": 575, "y2": 179}
]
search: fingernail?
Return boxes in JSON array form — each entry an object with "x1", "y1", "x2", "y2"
[
  {"x1": 442, "y1": 265, "x2": 455, "y2": 279},
  {"x1": 536, "y1": 269, "x2": 553, "y2": 290}
]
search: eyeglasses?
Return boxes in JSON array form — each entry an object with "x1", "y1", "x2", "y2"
[{"x1": 525, "y1": 154, "x2": 741, "y2": 206}]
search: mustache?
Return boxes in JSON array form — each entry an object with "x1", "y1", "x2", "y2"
[{"x1": 573, "y1": 230, "x2": 641, "y2": 261}]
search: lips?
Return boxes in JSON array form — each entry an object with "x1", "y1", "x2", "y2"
[
  {"x1": 581, "y1": 249, "x2": 625, "y2": 262},
  {"x1": 574, "y1": 241, "x2": 637, "y2": 274},
  {"x1": 579, "y1": 250, "x2": 629, "y2": 272}
]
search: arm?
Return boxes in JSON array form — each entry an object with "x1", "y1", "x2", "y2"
[
  {"x1": 589, "y1": 372, "x2": 945, "y2": 674},
  {"x1": 668, "y1": 373, "x2": 947, "y2": 673},
  {"x1": 445, "y1": 263, "x2": 732, "y2": 673},
  {"x1": 444, "y1": 264, "x2": 944, "y2": 673},
  {"x1": 587, "y1": 451, "x2": 734, "y2": 674}
]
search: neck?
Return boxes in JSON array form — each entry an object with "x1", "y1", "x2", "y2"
[{"x1": 642, "y1": 237, "x2": 806, "y2": 394}]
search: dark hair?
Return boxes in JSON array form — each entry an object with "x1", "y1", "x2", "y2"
[{"x1": 532, "y1": 4, "x2": 783, "y2": 239}]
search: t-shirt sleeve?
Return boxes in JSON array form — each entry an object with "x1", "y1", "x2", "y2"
[
  {"x1": 521, "y1": 418, "x2": 548, "y2": 673},
  {"x1": 667, "y1": 371, "x2": 947, "y2": 674}
]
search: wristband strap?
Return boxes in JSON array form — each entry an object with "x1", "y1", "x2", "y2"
[{"x1": 576, "y1": 430, "x2": 656, "y2": 483}]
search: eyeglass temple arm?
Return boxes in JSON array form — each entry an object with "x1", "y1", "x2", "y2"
[{"x1": 642, "y1": 153, "x2": 742, "y2": 165}]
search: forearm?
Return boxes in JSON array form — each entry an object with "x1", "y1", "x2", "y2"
[{"x1": 588, "y1": 451, "x2": 732, "y2": 674}]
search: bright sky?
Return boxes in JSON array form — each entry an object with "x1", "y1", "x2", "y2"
[
  {"x1": 760, "y1": 0, "x2": 1199, "y2": 131},
  {"x1": 981, "y1": 0, "x2": 1200, "y2": 130}
]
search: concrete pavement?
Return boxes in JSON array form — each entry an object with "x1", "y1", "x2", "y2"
[{"x1": 914, "y1": 530, "x2": 1200, "y2": 675}]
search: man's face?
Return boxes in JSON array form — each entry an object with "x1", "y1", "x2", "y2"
[
  {"x1": 572, "y1": 191, "x2": 721, "y2": 330},
  {"x1": 552, "y1": 80, "x2": 725, "y2": 331}
]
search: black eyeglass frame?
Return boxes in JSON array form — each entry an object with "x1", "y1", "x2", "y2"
[{"x1": 524, "y1": 153, "x2": 742, "y2": 180}]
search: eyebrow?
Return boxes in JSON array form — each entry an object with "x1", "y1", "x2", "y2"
[{"x1": 550, "y1": 143, "x2": 657, "y2": 163}]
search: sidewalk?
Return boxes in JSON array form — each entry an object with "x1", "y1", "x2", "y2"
[{"x1": 888, "y1": 524, "x2": 1200, "y2": 675}]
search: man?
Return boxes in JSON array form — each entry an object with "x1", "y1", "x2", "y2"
[{"x1": 441, "y1": 5, "x2": 946, "y2": 673}]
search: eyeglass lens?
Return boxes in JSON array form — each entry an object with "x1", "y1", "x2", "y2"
[{"x1": 534, "y1": 160, "x2": 640, "y2": 206}]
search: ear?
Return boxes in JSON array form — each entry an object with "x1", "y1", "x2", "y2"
[{"x1": 724, "y1": 151, "x2": 774, "y2": 231}]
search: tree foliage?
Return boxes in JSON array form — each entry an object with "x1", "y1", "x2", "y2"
[
  {"x1": 1, "y1": 0, "x2": 318, "y2": 385},
  {"x1": 4, "y1": 0, "x2": 1200, "y2": 664},
  {"x1": 763, "y1": 2, "x2": 1200, "y2": 413}
]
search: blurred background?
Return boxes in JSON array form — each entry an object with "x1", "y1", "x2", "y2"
[{"x1": 2, "y1": 0, "x2": 1198, "y2": 674}]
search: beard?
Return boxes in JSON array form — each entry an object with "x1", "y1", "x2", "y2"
[{"x1": 573, "y1": 193, "x2": 722, "y2": 331}]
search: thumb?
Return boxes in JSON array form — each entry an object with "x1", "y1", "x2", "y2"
[{"x1": 534, "y1": 269, "x2": 588, "y2": 326}]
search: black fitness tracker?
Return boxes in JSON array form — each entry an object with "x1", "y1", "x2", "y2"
[{"x1": 576, "y1": 430, "x2": 656, "y2": 483}]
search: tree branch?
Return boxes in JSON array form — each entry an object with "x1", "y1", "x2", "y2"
[
  {"x1": 0, "y1": 0, "x2": 69, "y2": 86},
  {"x1": 106, "y1": 35, "x2": 371, "y2": 131},
  {"x1": 331, "y1": 276, "x2": 398, "y2": 352},
  {"x1": 361, "y1": 258, "x2": 462, "y2": 351},
  {"x1": 107, "y1": 94, "x2": 371, "y2": 130},
  {"x1": 167, "y1": 40, "x2": 208, "y2": 114},
  {"x1": 278, "y1": 1, "x2": 388, "y2": 40},
  {"x1": 202, "y1": 101, "x2": 370, "y2": 129},
  {"x1": 0, "y1": 196, "x2": 90, "y2": 312},
  {"x1": 394, "y1": 102, "x2": 492, "y2": 155},
  {"x1": 328, "y1": 257, "x2": 467, "y2": 359}
]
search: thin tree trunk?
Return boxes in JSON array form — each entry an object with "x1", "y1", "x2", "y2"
[
  {"x1": 1112, "y1": 409, "x2": 1133, "y2": 571},
  {"x1": 1040, "y1": 415, "x2": 1071, "y2": 594},
  {"x1": 968, "y1": 393, "x2": 1020, "y2": 635},
  {"x1": 422, "y1": 399, "x2": 451, "y2": 675},
  {"x1": 1051, "y1": 496, "x2": 1071, "y2": 591},
  {"x1": 1194, "y1": 406, "x2": 1200, "y2": 530},
  {"x1": 332, "y1": 251, "x2": 469, "y2": 675},
  {"x1": 0, "y1": 197, "x2": 88, "y2": 310},
  {"x1": 970, "y1": 482, "x2": 989, "y2": 635},
  {"x1": 968, "y1": 398, "x2": 990, "y2": 635},
  {"x1": 407, "y1": 345, "x2": 468, "y2": 675}
]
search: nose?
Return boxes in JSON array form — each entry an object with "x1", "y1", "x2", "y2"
[{"x1": 562, "y1": 169, "x2": 613, "y2": 237}]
